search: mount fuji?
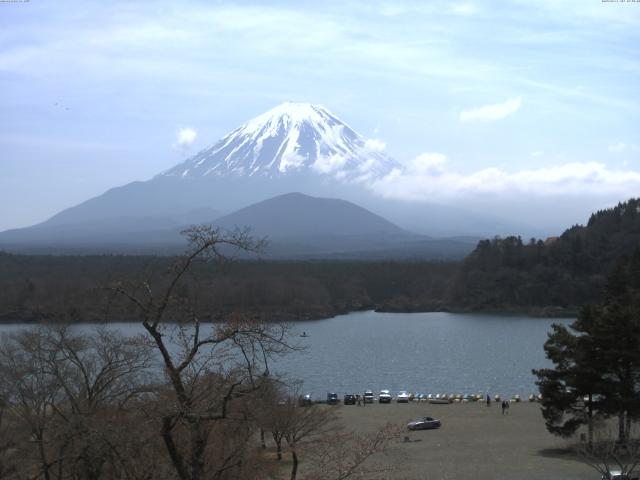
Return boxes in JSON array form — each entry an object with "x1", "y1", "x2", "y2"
[
  {"x1": 163, "y1": 102, "x2": 399, "y2": 181},
  {"x1": 0, "y1": 102, "x2": 528, "y2": 255}
]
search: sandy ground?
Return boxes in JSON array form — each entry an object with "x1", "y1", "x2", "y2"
[{"x1": 334, "y1": 401, "x2": 594, "y2": 480}]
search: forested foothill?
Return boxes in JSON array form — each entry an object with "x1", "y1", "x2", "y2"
[
  {"x1": 448, "y1": 198, "x2": 640, "y2": 313},
  {"x1": 1, "y1": 198, "x2": 639, "y2": 323}
]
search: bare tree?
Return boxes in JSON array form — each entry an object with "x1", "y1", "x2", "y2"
[
  {"x1": 0, "y1": 328, "x2": 62, "y2": 480},
  {"x1": 573, "y1": 423, "x2": 640, "y2": 479},
  {"x1": 282, "y1": 402, "x2": 337, "y2": 480},
  {"x1": 109, "y1": 226, "x2": 294, "y2": 480},
  {"x1": 0, "y1": 326, "x2": 154, "y2": 480},
  {"x1": 301, "y1": 423, "x2": 401, "y2": 480},
  {"x1": 0, "y1": 397, "x2": 18, "y2": 480}
]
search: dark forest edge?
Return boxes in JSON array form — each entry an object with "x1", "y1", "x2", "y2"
[{"x1": 1, "y1": 197, "x2": 639, "y2": 323}]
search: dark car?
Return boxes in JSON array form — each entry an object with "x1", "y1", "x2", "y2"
[
  {"x1": 407, "y1": 416, "x2": 441, "y2": 430},
  {"x1": 299, "y1": 394, "x2": 312, "y2": 406},
  {"x1": 344, "y1": 394, "x2": 356, "y2": 405},
  {"x1": 327, "y1": 392, "x2": 339, "y2": 405}
]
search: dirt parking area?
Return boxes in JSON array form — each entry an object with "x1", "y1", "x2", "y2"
[{"x1": 335, "y1": 401, "x2": 594, "y2": 480}]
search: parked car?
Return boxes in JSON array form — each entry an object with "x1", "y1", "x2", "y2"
[
  {"x1": 327, "y1": 392, "x2": 339, "y2": 405},
  {"x1": 397, "y1": 390, "x2": 410, "y2": 403},
  {"x1": 363, "y1": 390, "x2": 374, "y2": 403},
  {"x1": 601, "y1": 471, "x2": 637, "y2": 480},
  {"x1": 407, "y1": 416, "x2": 442, "y2": 430},
  {"x1": 344, "y1": 394, "x2": 356, "y2": 405},
  {"x1": 379, "y1": 389, "x2": 392, "y2": 403}
]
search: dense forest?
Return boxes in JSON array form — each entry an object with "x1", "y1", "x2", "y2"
[
  {"x1": 1, "y1": 198, "x2": 639, "y2": 322},
  {"x1": 0, "y1": 254, "x2": 457, "y2": 322},
  {"x1": 449, "y1": 198, "x2": 640, "y2": 312}
]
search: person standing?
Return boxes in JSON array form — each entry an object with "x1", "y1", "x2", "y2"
[
  {"x1": 501, "y1": 401, "x2": 506, "y2": 415},
  {"x1": 486, "y1": 394, "x2": 491, "y2": 406}
]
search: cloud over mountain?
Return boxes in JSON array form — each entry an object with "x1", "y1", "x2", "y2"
[
  {"x1": 175, "y1": 127, "x2": 197, "y2": 147},
  {"x1": 372, "y1": 157, "x2": 640, "y2": 201}
]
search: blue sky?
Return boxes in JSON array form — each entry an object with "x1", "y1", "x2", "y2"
[{"x1": 1, "y1": 0, "x2": 639, "y2": 231}]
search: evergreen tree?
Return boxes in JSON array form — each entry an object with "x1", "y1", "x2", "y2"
[{"x1": 534, "y1": 249, "x2": 640, "y2": 444}]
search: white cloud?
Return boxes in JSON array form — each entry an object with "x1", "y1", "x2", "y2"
[
  {"x1": 460, "y1": 97, "x2": 523, "y2": 122},
  {"x1": 371, "y1": 159, "x2": 640, "y2": 201},
  {"x1": 279, "y1": 152, "x2": 305, "y2": 171},
  {"x1": 407, "y1": 152, "x2": 447, "y2": 174},
  {"x1": 530, "y1": 151, "x2": 544, "y2": 157},
  {"x1": 312, "y1": 154, "x2": 348, "y2": 174},
  {"x1": 364, "y1": 138, "x2": 386, "y2": 152},
  {"x1": 608, "y1": 142, "x2": 627, "y2": 153},
  {"x1": 176, "y1": 127, "x2": 197, "y2": 147},
  {"x1": 451, "y1": 3, "x2": 478, "y2": 16}
]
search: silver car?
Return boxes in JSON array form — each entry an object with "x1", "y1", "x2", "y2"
[{"x1": 407, "y1": 416, "x2": 441, "y2": 430}]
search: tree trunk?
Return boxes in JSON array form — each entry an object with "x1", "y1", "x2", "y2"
[
  {"x1": 190, "y1": 423, "x2": 208, "y2": 480},
  {"x1": 618, "y1": 412, "x2": 626, "y2": 444},
  {"x1": 625, "y1": 410, "x2": 631, "y2": 443},
  {"x1": 587, "y1": 394, "x2": 593, "y2": 448},
  {"x1": 290, "y1": 448, "x2": 298, "y2": 480},
  {"x1": 36, "y1": 431, "x2": 51, "y2": 480},
  {"x1": 161, "y1": 416, "x2": 191, "y2": 480},
  {"x1": 272, "y1": 432, "x2": 282, "y2": 460}
]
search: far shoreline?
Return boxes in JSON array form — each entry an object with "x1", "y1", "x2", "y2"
[{"x1": 0, "y1": 306, "x2": 578, "y2": 325}]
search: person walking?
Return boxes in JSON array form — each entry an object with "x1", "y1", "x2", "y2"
[
  {"x1": 362, "y1": 392, "x2": 366, "y2": 407},
  {"x1": 505, "y1": 400, "x2": 510, "y2": 415},
  {"x1": 486, "y1": 394, "x2": 491, "y2": 406},
  {"x1": 501, "y1": 401, "x2": 506, "y2": 415}
]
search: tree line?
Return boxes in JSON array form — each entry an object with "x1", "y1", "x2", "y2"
[
  {"x1": 1, "y1": 198, "x2": 640, "y2": 323},
  {"x1": 0, "y1": 253, "x2": 456, "y2": 323}
]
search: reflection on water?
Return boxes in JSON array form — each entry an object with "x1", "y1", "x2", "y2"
[{"x1": 0, "y1": 311, "x2": 571, "y2": 398}]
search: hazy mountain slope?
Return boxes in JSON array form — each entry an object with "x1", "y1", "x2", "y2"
[
  {"x1": 1, "y1": 102, "x2": 532, "y2": 248},
  {"x1": 213, "y1": 192, "x2": 406, "y2": 238},
  {"x1": 209, "y1": 193, "x2": 477, "y2": 259}
]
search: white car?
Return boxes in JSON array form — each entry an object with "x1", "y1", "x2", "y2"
[
  {"x1": 379, "y1": 389, "x2": 392, "y2": 403},
  {"x1": 397, "y1": 390, "x2": 410, "y2": 403},
  {"x1": 602, "y1": 471, "x2": 635, "y2": 480}
]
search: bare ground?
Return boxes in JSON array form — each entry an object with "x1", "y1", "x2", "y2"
[{"x1": 332, "y1": 401, "x2": 593, "y2": 480}]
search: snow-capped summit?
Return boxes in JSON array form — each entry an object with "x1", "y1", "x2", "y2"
[{"x1": 162, "y1": 102, "x2": 399, "y2": 182}]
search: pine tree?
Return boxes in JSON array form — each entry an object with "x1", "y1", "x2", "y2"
[{"x1": 534, "y1": 248, "x2": 640, "y2": 444}]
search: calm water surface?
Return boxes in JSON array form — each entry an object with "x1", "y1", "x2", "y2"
[{"x1": 0, "y1": 311, "x2": 571, "y2": 398}]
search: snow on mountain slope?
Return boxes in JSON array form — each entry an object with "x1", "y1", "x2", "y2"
[{"x1": 162, "y1": 102, "x2": 399, "y2": 182}]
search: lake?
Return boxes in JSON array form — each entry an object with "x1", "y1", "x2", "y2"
[{"x1": 0, "y1": 311, "x2": 571, "y2": 399}]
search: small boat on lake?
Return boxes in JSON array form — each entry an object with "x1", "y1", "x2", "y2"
[{"x1": 300, "y1": 332, "x2": 309, "y2": 338}]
